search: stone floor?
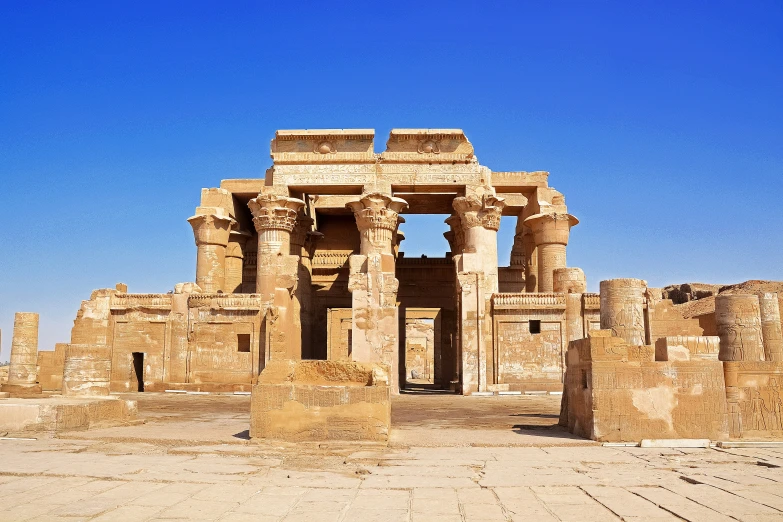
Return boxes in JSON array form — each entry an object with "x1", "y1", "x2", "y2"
[{"x1": 0, "y1": 392, "x2": 782, "y2": 521}]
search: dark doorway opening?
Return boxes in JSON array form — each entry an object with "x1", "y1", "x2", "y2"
[{"x1": 131, "y1": 352, "x2": 145, "y2": 392}]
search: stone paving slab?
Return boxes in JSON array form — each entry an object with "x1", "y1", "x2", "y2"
[
  {"x1": 1, "y1": 439, "x2": 782, "y2": 521},
  {"x1": 1, "y1": 393, "x2": 782, "y2": 521}
]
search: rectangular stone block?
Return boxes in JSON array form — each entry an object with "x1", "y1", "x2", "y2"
[{"x1": 250, "y1": 360, "x2": 390, "y2": 442}]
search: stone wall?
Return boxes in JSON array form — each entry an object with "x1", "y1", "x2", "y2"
[{"x1": 37, "y1": 343, "x2": 66, "y2": 391}]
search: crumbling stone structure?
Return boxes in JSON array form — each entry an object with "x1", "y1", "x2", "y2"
[{"x1": 561, "y1": 278, "x2": 783, "y2": 441}]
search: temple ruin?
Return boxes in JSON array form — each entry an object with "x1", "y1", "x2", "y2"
[{"x1": 3, "y1": 128, "x2": 781, "y2": 443}]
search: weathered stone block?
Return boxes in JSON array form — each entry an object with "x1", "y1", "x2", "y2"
[{"x1": 250, "y1": 360, "x2": 390, "y2": 442}]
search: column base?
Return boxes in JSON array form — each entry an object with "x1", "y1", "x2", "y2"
[{"x1": 1, "y1": 383, "x2": 43, "y2": 397}]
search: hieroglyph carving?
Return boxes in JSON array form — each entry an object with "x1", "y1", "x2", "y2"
[{"x1": 716, "y1": 294, "x2": 765, "y2": 362}]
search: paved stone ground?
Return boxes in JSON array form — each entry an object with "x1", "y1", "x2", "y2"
[{"x1": 0, "y1": 393, "x2": 782, "y2": 521}]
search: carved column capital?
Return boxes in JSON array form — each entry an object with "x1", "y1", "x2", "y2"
[
  {"x1": 444, "y1": 215, "x2": 465, "y2": 254},
  {"x1": 452, "y1": 193, "x2": 505, "y2": 231},
  {"x1": 290, "y1": 213, "x2": 315, "y2": 252},
  {"x1": 188, "y1": 211, "x2": 235, "y2": 247},
  {"x1": 523, "y1": 212, "x2": 578, "y2": 245},
  {"x1": 248, "y1": 194, "x2": 305, "y2": 234},
  {"x1": 346, "y1": 192, "x2": 408, "y2": 255},
  {"x1": 346, "y1": 192, "x2": 407, "y2": 233}
]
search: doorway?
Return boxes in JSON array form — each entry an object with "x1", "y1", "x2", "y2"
[
  {"x1": 401, "y1": 308, "x2": 442, "y2": 390},
  {"x1": 131, "y1": 352, "x2": 145, "y2": 392}
]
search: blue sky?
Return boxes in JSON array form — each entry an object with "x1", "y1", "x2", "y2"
[{"x1": 1, "y1": 1, "x2": 781, "y2": 359}]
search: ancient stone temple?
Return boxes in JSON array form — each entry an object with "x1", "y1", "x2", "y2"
[
  {"x1": 59, "y1": 129, "x2": 591, "y2": 398},
  {"x1": 33, "y1": 127, "x2": 781, "y2": 443}
]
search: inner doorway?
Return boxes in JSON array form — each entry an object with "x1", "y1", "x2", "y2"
[
  {"x1": 131, "y1": 352, "x2": 145, "y2": 392},
  {"x1": 402, "y1": 308, "x2": 442, "y2": 389}
]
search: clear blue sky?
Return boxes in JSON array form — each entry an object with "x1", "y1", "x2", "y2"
[{"x1": 1, "y1": 1, "x2": 781, "y2": 360}]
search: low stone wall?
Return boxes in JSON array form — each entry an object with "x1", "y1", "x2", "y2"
[
  {"x1": 250, "y1": 360, "x2": 391, "y2": 442},
  {"x1": 0, "y1": 396, "x2": 137, "y2": 433}
]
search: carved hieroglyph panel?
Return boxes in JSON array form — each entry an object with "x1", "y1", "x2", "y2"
[{"x1": 497, "y1": 321, "x2": 562, "y2": 383}]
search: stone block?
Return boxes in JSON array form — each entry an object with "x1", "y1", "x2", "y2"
[
  {"x1": 250, "y1": 360, "x2": 391, "y2": 442},
  {"x1": 0, "y1": 396, "x2": 137, "y2": 433}
]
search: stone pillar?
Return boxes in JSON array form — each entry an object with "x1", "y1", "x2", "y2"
[
  {"x1": 509, "y1": 214, "x2": 526, "y2": 281},
  {"x1": 523, "y1": 213, "x2": 578, "y2": 292},
  {"x1": 758, "y1": 292, "x2": 783, "y2": 362},
  {"x1": 599, "y1": 278, "x2": 647, "y2": 346},
  {"x1": 523, "y1": 226, "x2": 538, "y2": 292},
  {"x1": 2, "y1": 312, "x2": 42, "y2": 395},
  {"x1": 249, "y1": 191, "x2": 306, "y2": 361},
  {"x1": 188, "y1": 209, "x2": 235, "y2": 293},
  {"x1": 224, "y1": 229, "x2": 251, "y2": 293},
  {"x1": 716, "y1": 294, "x2": 765, "y2": 362},
  {"x1": 555, "y1": 268, "x2": 587, "y2": 344},
  {"x1": 452, "y1": 190, "x2": 505, "y2": 393},
  {"x1": 291, "y1": 212, "x2": 322, "y2": 359},
  {"x1": 346, "y1": 192, "x2": 407, "y2": 393}
]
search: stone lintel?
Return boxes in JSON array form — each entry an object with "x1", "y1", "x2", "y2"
[
  {"x1": 271, "y1": 129, "x2": 375, "y2": 164},
  {"x1": 382, "y1": 128, "x2": 473, "y2": 163},
  {"x1": 220, "y1": 178, "x2": 267, "y2": 196}
]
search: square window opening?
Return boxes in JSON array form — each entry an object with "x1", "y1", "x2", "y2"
[
  {"x1": 237, "y1": 333, "x2": 251, "y2": 353},
  {"x1": 529, "y1": 320, "x2": 541, "y2": 334}
]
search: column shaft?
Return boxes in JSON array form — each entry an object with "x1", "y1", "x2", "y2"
[
  {"x1": 3, "y1": 312, "x2": 42, "y2": 395},
  {"x1": 188, "y1": 211, "x2": 234, "y2": 293},
  {"x1": 599, "y1": 278, "x2": 647, "y2": 346},
  {"x1": 716, "y1": 294, "x2": 764, "y2": 362},
  {"x1": 758, "y1": 293, "x2": 783, "y2": 362},
  {"x1": 537, "y1": 243, "x2": 567, "y2": 292}
]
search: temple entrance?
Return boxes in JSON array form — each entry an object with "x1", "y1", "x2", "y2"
[{"x1": 131, "y1": 352, "x2": 145, "y2": 392}]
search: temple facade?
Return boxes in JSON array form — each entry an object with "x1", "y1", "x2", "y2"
[{"x1": 58, "y1": 129, "x2": 596, "y2": 395}]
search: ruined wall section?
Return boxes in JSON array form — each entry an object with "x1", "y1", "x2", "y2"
[
  {"x1": 562, "y1": 330, "x2": 729, "y2": 442},
  {"x1": 186, "y1": 294, "x2": 264, "y2": 387}
]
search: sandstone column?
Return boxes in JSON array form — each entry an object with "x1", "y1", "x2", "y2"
[
  {"x1": 555, "y1": 268, "x2": 587, "y2": 343},
  {"x1": 2, "y1": 312, "x2": 42, "y2": 395},
  {"x1": 188, "y1": 209, "x2": 235, "y2": 293},
  {"x1": 758, "y1": 292, "x2": 783, "y2": 362},
  {"x1": 347, "y1": 192, "x2": 407, "y2": 393},
  {"x1": 523, "y1": 213, "x2": 578, "y2": 292},
  {"x1": 249, "y1": 191, "x2": 305, "y2": 362},
  {"x1": 224, "y1": 229, "x2": 251, "y2": 293},
  {"x1": 599, "y1": 278, "x2": 647, "y2": 346},
  {"x1": 523, "y1": 226, "x2": 538, "y2": 292},
  {"x1": 452, "y1": 190, "x2": 505, "y2": 393},
  {"x1": 716, "y1": 294, "x2": 765, "y2": 362},
  {"x1": 290, "y1": 212, "x2": 322, "y2": 360}
]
